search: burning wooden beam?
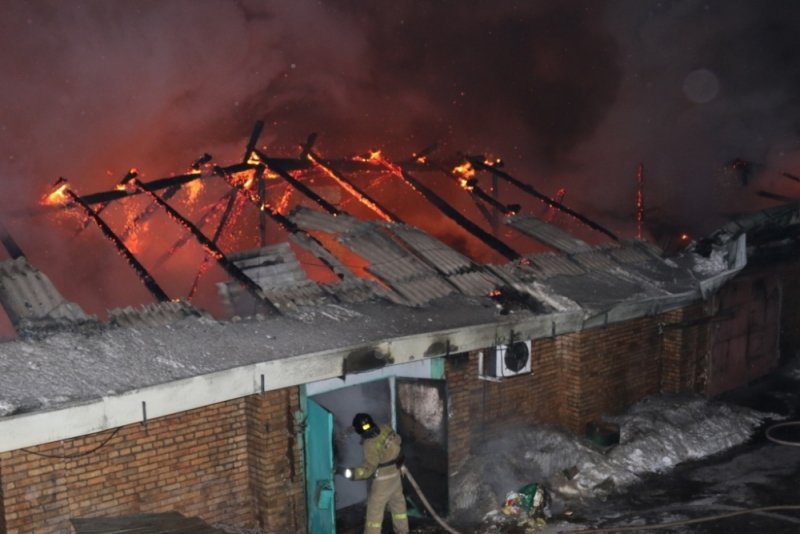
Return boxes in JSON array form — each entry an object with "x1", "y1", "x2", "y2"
[
  {"x1": 124, "y1": 176, "x2": 280, "y2": 314},
  {"x1": 305, "y1": 149, "x2": 402, "y2": 223},
  {"x1": 0, "y1": 219, "x2": 24, "y2": 259},
  {"x1": 467, "y1": 157, "x2": 619, "y2": 242},
  {"x1": 367, "y1": 154, "x2": 522, "y2": 261},
  {"x1": 252, "y1": 149, "x2": 341, "y2": 216},
  {"x1": 187, "y1": 192, "x2": 246, "y2": 301},
  {"x1": 213, "y1": 166, "x2": 350, "y2": 280},
  {"x1": 153, "y1": 189, "x2": 238, "y2": 268},
  {"x1": 46, "y1": 178, "x2": 170, "y2": 303}
]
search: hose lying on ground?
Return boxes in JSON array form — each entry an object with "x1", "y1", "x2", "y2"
[
  {"x1": 401, "y1": 465, "x2": 463, "y2": 534},
  {"x1": 765, "y1": 421, "x2": 800, "y2": 446}
]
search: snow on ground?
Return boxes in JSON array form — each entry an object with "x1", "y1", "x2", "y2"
[{"x1": 449, "y1": 393, "x2": 775, "y2": 524}]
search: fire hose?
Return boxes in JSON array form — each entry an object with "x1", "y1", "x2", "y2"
[
  {"x1": 401, "y1": 465, "x2": 463, "y2": 534},
  {"x1": 765, "y1": 421, "x2": 800, "y2": 447}
]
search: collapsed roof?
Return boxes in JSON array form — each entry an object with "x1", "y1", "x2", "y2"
[{"x1": 0, "y1": 122, "x2": 798, "y2": 450}]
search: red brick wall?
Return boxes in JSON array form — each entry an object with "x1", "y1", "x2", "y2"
[
  {"x1": 0, "y1": 389, "x2": 305, "y2": 534},
  {"x1": 245, "y1": 389, "x2": 305, "y2": 533},
  {"x1": 445, "y1": 311, "x2": 706, "y2": 477},
  {"x1": 661, "y1": 304, "x2": 710, "y2": 393}
]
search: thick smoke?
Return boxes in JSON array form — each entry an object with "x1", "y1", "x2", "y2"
[{"x1": 0, "y1": 0, "x2": 798, "y2": 317}]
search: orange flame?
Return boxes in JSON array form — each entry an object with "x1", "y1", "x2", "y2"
[
  {"x1": 42, "y1": 182, "x2": 70, "y2": 205},
  {"x1": 309, "y1": 152, "x2": 394, "y2": 222},
  {"x1": 452, "y1": 162, "x2": 476, "y2": 178},
  {"x1": 247, "y1": 152, "x2": 263, "y2": 166},
  {"x1": 277, "y1": 186, "x2": 293, "y2": 213},
  {"x1": 185, "y1": 178, "x2": 204, "y2": 204}
]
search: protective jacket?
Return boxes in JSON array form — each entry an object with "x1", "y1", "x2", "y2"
[{"x1": 353, "y1": 424, "x2": 408, "y2": 534}]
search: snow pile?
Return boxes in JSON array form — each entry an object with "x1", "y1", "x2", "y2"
[
  {"x1": 568, "y1": 395, "x2": 770, "y2": 493},
  {"x1": 690, "y1": 248, "x2": 728, "y2": 276},
  {"x1": 450, "y1": 394, "x2": 772, "y2": 522}
]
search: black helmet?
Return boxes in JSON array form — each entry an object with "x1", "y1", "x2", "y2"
[{"x1": 352, "y1": 413, "x2": 376, "y2": 435}]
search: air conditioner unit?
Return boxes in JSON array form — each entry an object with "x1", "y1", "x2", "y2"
[{"x1": 481, "y1": 340, "x2": 532, "y2": 378}]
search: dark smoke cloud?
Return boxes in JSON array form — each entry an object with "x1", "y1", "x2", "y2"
[{"x1": 0, "y1": 0, "x2": 798, "y2": 317}]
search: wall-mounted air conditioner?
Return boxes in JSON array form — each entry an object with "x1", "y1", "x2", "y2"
[{"x1": 480, "y1": 340, "x2": 532, "y2": 379}]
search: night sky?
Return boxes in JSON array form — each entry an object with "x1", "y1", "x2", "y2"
[{"x1": 1, "y1": 0, "x2": 800, "y2": 318}]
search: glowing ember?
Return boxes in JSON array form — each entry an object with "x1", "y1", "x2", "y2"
[
  {"x1": 42, "y1": 181, "x2": 70, "y2": 205},
  {"x1": 452, "y1": 162, "x2": 476, "y2": 179},
  {"x1": 247, "y1": 151, "x2": 263, "y2": 166},
  {"x1": 185, "y1": 178, "x2": 205, "y2": 204},
  {"x1": 489, "y1": 288, "x2": 502, "y2": 298},
  {"x1": 680, "y1": 233, "x2": 691, "y2": 241},
  {"x1": 277, "y1": 186, "x2": 293, "y2": 213}
]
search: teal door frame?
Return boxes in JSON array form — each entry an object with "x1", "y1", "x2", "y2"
[{"x1": 303, "y1": 392, "x2": 336, "y2": 534}]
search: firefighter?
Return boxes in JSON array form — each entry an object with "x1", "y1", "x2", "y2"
[{"x1": 342, "y1": 413, "x2": 409, "y2": 534}]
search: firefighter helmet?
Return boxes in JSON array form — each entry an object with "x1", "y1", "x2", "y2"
[{"x1": 352, "y1": 413, "x2": 376, "y2": 435}]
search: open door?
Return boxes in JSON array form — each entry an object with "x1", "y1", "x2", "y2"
[
  {"x1": 305, "y1": 398, "x2": 336, "y2": 534},
  {"x1": 396, "y1": 378, "x2": 448, "y2": 517}
]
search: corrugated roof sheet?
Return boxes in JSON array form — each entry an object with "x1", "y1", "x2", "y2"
[
  {"x1": 107, "y1": 301, "x2": 205, "y2": 329},
  {"x1": 0, "y1": 256, "x2": 91, "y2": 330},
  {"x1": 506, "y1": 214, "x2": 593, "y2": 254},
  {"x1": 290, "y1": 205, "x2": 371, "y2": 234},
  {"x1": 227, "y1": 242, "x2": 309, "y2": 289}
]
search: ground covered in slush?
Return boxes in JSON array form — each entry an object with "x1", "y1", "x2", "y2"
[{"x1": 416, "y1": 356, "x2": 800, "y2": 534}]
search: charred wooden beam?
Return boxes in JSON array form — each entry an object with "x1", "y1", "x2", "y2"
[
  {"x1": 757, "y1": 190, "x2": 798, "y2": 203},
  {"x1": 153, "y1": 189, "x2": 238, "y2": 268},
  {"x1": 244, "y1": 120, "x2": 265, "y2": 163},
  {"x1": 0, "y1": 219, "x2": 24, "y2": 259},
  {"x1": 373, "y1": 157, "x2": 522, "y2": 261},
  {"x1": 213, "y1": 166, "x2": 349, "y2": 280},
  {"x1": 782, "y1": 172, "x2": 800, "y2": 183},
  {"x1": 50, "y1": 178, "x2": 169, "y2": 302},
  {"x1": 254, "y1": 149, "x2": 341, "y2": 216},
  {"x1": 125, "y1": 177, "x2": 280, "y2": 314},
  {"x1": 468, "y1": 157, "x2": 619, "y2": 242},
  {"x1": 304, "y1": 149, "x2": 402, "y2": 223},
  {"x1": 77, "y1": 163, "x2": 252, "y2": 205},
  {"x1": 188, "y1": 192, "x2": 242, "y2": 300}
]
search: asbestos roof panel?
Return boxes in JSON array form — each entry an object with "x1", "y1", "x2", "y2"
[
  {"x1": 389, "y1": 225, "x2": 474, "y2": 275},
  {"x1": 607, "y1": 243, "x2": 659, "y2": 264},
  {"x1": 342, "y1": 232, "x2": 437, "y2": 283},
  {"x1": 107, "y1": 301, "x2": 205, "y2": 329},
  {"x1": 0, "y1": 256, "x2": 90, "y2": 325},
  {"x1": 228, "y1": 242, "x2": 309, "y2": 290},
  {"x1": 570, "y1": 249, "x2": 620, "y2": 272},
  {"x1": 544, "y1": 270, "x2": 649, "y2": 311},
  {"x1": 384, "y1": 274, "x2": 455, "y2": 306},
  {"x1": 289, "y1": 206, "x2": 371, "y2": 234},
  {"x1": 448, "y1": 271, "x2": 499, "y2": 296},
  {"x1": 322, "y1": 278, "x2": 384, "y2": 304},
  {"x1": 506, "y1": 214, "x2": 593, "y2": 254},
  {"x1": 526, "y1": 253, "x2": 586, "y2": 279}
]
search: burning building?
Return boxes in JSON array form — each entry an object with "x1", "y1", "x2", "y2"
[{"x1": 0, "y1": 124, "x2": 798, "y2": 534}]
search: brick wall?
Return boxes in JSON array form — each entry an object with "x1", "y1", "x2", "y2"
[
  {"x1": 445, "y1": 311, "x2": 706, "y2": 478},
  {"x1": 0, "y1": 388, "x2": 305, "y2": 534},
  {"x1": 245, "y1": 389, "x2": 305, "y2": 533},
  {"x1": 661, "y1": 304, "x2": 712, "y2": 393}
]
